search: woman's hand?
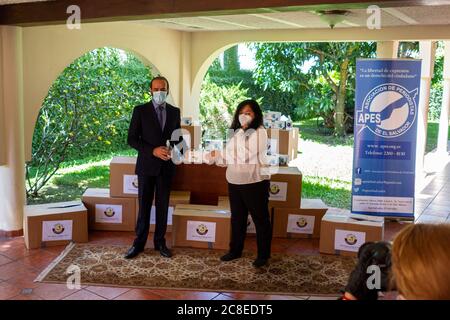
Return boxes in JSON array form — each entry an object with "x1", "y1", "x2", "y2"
[{"x1": 205, "y1": 150, "x2": 218, "y2": 162}]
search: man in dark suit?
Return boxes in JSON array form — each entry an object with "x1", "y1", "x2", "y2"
[{"x1": 125, "y1": 76, "x2": 182, "y2": 259}]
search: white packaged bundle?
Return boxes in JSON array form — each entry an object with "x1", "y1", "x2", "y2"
[
  {"x1": 264, "y1": 111, "x2": 282, "y2": 121},
  {"x1": 278, "y1": 154, "x2": 289, "y2": 166},
  {"x1": 272, "y1": 120, "x2": 286, "y2": 129},
  {"x1": 263, "y1": 119, "x2": 272, "y2": 128}
]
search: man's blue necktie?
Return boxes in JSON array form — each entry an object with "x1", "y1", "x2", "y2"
[{"x1": 157, "y1": 105, "x2": 164, "y2": 130}]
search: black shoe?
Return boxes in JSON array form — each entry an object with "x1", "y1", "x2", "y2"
[
  {"x1": 156, "y1": 245, "x2": 173, "y2": 258},
  {"x1": 220, "y1": 252, "x2": 241, "y2": 262},
  {"x1": 253, "y1": 258, "x2": 268, "y2": 268},
  {"x1": 124, "y1": 246, "x2": 143, "y2": 259}
]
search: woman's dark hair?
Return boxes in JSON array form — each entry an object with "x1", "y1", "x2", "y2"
[{"x1": 230, "y1": 99, "x2": 264, "y2": 131}]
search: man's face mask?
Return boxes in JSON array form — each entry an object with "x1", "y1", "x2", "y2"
[{"x1": 153, "y1": 91, "x2": 167, "y2": 105}]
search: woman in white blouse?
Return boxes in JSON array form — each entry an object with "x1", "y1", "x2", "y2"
[{"x1": 208, "y1": 99, "x2": 272, "y2": 268}]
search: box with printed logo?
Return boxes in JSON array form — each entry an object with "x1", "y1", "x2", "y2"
[
  {"x1": 24, "y1": 201, "x2": 88, "y2": 249},
  {"x1": 82, "y1": 188, "x2": 136, "y2": 231},
  {"x1": 319, "y1": 208, "x2": 384, "y2": 257},
  {"x1": 110, "y1": 156, "x2": 138, "y2": 198},
  {"x1": 267, "y1": 128, "x2": 299, "y2": 161},
  {"x1": 272, "y1": 199, "x2": 328, "y2": 238},
  {"x1": 135, "y1": 191, "x2": 191, "y2": 232},
  {"x1": 269, "y1": 167, "x2": 302, "y2": 209},
  {"x1": 172, "y1": 204, "x2": 231, "y2": 250}
]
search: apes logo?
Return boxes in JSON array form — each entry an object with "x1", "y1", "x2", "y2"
[
  {"x1": 52, "y1": 223, "x2": 65, "y2": 235},
  {"x1": 357, "y1": 83, "x2": 418, "y2": 138},
  {"x1": 104, "y1": 207, "x2": 115, "y2": 218},
  {"x1": 296, "y1": 217, "x2": 308, "y2": 228},
  {"x1": 196, "y1": 224, "x2": 208, "y2": 236},
  {"x1": 345, "y1": 234, "x2": 358, "y2": 245},
  {"x1": 269, "y1": 183, "x2": 280, "y2": 195}
]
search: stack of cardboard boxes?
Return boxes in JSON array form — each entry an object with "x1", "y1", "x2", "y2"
[
  {"x1": 267, "y1": 168, "x2": 385, "y2": 256},
  {"x1": 103, "y1": 156, "x2": 233, "y2": 250},
  {"x1": 24, "y1": 201, "x2": 89, "y2": 249},
  {"x1": 269, "y1": 167, "x2": 329, "y2": 240},
  {"x1": 78, "y1": 156, "x2": 139, "y2": 233},
  {"x1": 83, "y1": 157, "x2": 192, "y2": 234},
  {"x1": 264, "y1": 111, "x2": 299, "y2": 166}
]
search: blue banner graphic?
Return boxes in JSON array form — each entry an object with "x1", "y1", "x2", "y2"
[{"x1": 351, "y1": 59, "x2": 421, "y2": 218}]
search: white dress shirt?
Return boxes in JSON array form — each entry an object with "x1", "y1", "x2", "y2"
[{"x1": 219, "y1": 126, "x2": 271, "y2": 185}]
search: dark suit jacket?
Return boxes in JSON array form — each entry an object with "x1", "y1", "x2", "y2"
[{"x1": 127, "y1": 101, "x2": 181, "y2": 176}]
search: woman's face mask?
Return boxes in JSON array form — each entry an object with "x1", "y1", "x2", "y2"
[{"x1": 239, "y1": 114, "x2": 253, "y2": 127}]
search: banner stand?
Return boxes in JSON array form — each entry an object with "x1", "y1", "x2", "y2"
[{"x1": 351, "y1": 59, "x2": 422, "y2": 220}]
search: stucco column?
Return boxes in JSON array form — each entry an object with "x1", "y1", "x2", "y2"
[
  {"x1": 376, "y1": 41, "x2": 399, "y2": 58},
  {"x1": 0, "y1": 26, "x2": 26, "y2": 233},
  {"x1": 437, "y1": 41, "x2": 450, "y2": 155},
  {"x1": 179, "y1": 32, "x2": 200, "y2": 120},
  {"x1": 416, "y1": 41, "x2": 436, "y2": 188}
]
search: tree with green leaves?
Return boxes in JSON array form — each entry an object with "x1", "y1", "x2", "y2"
[
  {"x1": 27, "y1": 47, "x2": 152, "y2": 198},
  {"x1": 252, "y1": 42, "x2": 376, "y2": 136},
  {"x1": 199, "y1": 75, "x2": 259, "y2": 140}
]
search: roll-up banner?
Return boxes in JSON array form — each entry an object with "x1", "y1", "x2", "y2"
[{"x1": 352, "y1": 59, "x2": 421, "y2": 219}]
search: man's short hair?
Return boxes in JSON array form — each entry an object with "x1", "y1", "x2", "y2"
[{"x1": 150, "y1": 76, "x2": 169, "y2": 92}]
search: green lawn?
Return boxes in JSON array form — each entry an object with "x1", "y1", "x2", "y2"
[
  {"x1": 301, "y1": 176, "x2": 351, "y2": 209},
  {"x1": 426, "y1": 121, "x2": 450, "y2": 152},
  {"x1": 294, "y1": 118, "x2": 354, "y2": 147},
  {"x1": 296, "y1": 118, "x2": 449, "y2": 151},
  {"x1": 27, "y1": 149, "x2": 136, "y2": 205}
]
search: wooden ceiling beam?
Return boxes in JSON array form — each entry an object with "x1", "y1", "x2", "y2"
[{"x1": 1, "y1": 0, "x2": 450, "y2": 26}]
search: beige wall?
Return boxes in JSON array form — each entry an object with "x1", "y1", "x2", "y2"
[
  {"x1": 0, "y1": 26, "x2": 26, "y2": 232},
  {"x1": 0, "y1": 29, "x2": 5, "y2": 166},
  {"x1": 22, "y1": 21, "x2": 185, "y2": 161}
]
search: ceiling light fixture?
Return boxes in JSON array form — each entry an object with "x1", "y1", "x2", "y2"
[{"x1": 316, "y1": 9, "x2": 351, "y2": 29}]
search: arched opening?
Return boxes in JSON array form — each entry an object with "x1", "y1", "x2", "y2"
[
  {"x1": 26, "y1": 47, "x2": 158, "y2": 204},
  {"x1": 197, "y1": 41, "x2": 379, "y2": 210}
]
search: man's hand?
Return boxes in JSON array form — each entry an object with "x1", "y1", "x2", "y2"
[{"x1": 153, "y1": 146, "x2": 171, "y2": 161}]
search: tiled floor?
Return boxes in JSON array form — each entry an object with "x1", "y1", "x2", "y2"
[
  {"x1": 0, "y1": 221, "x2": 407, "y2": 301},
  {"x1": 1, "y1": 160, "x2": 448, "y2": 300}
]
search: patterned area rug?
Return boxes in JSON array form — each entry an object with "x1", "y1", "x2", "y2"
[{"x1": 35, "y1": 243, "x2": 356, "y2": 295}]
